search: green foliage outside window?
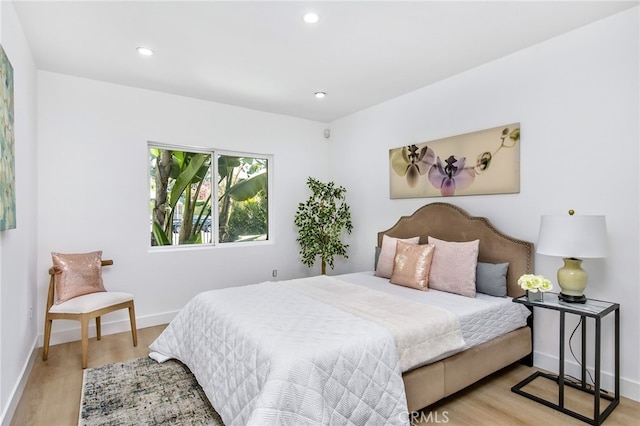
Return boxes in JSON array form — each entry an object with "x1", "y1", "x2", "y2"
[{"x1": 217, "y1": 155, "x2": 268, "y2": 243}]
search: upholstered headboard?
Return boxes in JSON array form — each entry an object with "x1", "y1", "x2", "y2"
[{"x1": 377, "y1": 203, "x2": 533, "y2": 298}]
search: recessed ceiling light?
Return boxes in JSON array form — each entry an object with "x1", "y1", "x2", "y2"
[
  {"x1": 303, "y1": 12, "x2": 320, "y2": 24},
  {"x1": 136, "y1": 46, "x2": 154, "y2": 56},
  {"x1": 315, "y1": 92, "x2": 326, "y2": 99}
]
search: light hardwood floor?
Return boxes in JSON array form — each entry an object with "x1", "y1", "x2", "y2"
[{"x1": 11, "y1": 325, "x2": 639, "y2": 425}]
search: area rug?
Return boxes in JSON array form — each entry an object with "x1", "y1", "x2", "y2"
[{"x1": 80, "y1": 357, "x2": 224, "y2": 425}]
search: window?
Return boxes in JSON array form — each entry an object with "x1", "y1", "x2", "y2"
[{"x1": 149, "y1": 145, "x2": 270, "y2": 247}]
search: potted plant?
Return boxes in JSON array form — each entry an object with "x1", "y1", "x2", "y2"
[{"x1": 294, "y1": 177, "x2": 353, "y2": 274}]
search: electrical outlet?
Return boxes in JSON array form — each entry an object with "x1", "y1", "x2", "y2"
[
  {"x1": 29, "y1": 306, "x2": 33, "y2": 320},
  {"x1": 272, "y1": 269, "x2": 277, "y2": 278}
]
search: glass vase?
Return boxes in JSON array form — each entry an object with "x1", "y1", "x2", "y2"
[{"x1": 527, "y1": 290, "x2": 544, "y2": 302}]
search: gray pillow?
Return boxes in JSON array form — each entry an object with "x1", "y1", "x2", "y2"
[
  {"x1": 476, "y1": 262, "x2": 509, "y2": 297},
  {"x1": 374, "y1": 246, "x2": 381, "y2": 270}
]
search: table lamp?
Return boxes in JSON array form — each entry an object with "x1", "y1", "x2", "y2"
[{"x1": 536, "y1": 210, "x2": 607, "y2": 303}]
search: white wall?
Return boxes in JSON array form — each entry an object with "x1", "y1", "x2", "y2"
[
  {"x1": 328, "y1": 8, "x2": 639, "y2": 400},
  {"x1": 36, "y1": 72, "x2": 330, "y2": 343},
  {"x1": 0, "y1": 1, "x2": 38, "y2": 423},
  {"x1": 2, "y1": 4, "x2": 638, "y2": 422}
]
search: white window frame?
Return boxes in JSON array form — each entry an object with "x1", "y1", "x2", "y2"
[
  {"x1": 149, "y1": 143, "x2": 273, "y2": 249},
  {"x1": 213, "y1": 149, "x2": 273, "y2": 247}
]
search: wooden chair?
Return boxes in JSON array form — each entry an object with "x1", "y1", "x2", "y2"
[{"x1": 42, "y1": 259, "x2": 138, "y2": 368}]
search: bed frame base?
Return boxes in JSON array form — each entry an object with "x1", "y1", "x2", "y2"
[{"x1": 403, "y1": 326, "x2": 532, "y2": 413}]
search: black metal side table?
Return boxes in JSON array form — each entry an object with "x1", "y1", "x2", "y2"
[{"x1": 511, "y1": 293, "x2": 620, "y2": 425}]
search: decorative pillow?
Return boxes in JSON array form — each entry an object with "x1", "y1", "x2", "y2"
[
  {"x1": 476, "y1": 262, "x2": 509, "y2": 297},
  {"x1": 375, "y1": 235, "x2": 420, "y2": 278},
  {"x1": 390, "y1": 241, "x2": 435, "y2": 291},
  {"x1": 374, "y1": 246, "x2": 381, "y2": 270},
  {"x1": 51, "y1": 251, "x2": 106, "y2": 304},
  {"x1": 427, "y1": 237, "x2": 479, "y2": 298}
]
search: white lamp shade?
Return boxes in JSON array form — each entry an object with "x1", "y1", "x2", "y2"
[{"x1": 537, "y1": 215, "x2": 607, "y2": 258}]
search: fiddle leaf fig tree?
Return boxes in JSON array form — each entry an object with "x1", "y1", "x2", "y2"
[{"x1": 294, "y1": 177, "x2": 353, "y2": 275}]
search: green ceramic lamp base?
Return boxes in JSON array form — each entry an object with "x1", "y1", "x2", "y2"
[{"x1": 557, "y1": 257, "x2": 588, "y2": 304}]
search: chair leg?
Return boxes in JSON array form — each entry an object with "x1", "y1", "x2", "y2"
[
  {"x1": 128, "y1": 302, "x2": 138, "y2": 347},
  {"x1": 81, "y1": 315, "x2": 89, "y2": 369},
  {"x1": 95, "y1": 316, "x2": 101, "y2": 340},
  {"x1": 43, "y1": 317, "x2": 52, "y2": 361}
]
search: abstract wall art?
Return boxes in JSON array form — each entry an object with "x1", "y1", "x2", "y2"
[
  {"x1": 389, "y1": 123, "x2": 520, "y2": 199},
  {"x1": 0, "y1": 44, "x2": 15, "y2": 230}
]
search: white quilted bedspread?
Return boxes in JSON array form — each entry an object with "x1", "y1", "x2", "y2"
[{"x1": 149, "y1": 280, "x2": 411, "y2": 426}]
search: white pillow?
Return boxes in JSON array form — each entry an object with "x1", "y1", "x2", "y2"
[
  {"x1": 375, "y1": 235, "x2": 420, "y2": 278},
  {"x1": 427, "y1": 237, "x2": 479, "y2": 297}
]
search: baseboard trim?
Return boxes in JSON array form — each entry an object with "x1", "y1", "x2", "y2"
[
  {"x1": 534, "y1": 350, "x2": 639, "y2": 402},
  {"x1": 0, "y1": 337, "x2": 38, "y2": 426}
]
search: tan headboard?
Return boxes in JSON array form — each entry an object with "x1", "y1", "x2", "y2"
[{"x1": 377, "y1": 203, "x2": 533, "y2": 298}]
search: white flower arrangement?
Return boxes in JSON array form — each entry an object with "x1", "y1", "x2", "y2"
[{"x1": 518, "y1": 274, "x2": 553, "y2": 293}]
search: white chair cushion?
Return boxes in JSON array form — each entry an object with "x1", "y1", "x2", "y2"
[{"x1": 49, "y1": 292, "x2": 133, "y2": 314}]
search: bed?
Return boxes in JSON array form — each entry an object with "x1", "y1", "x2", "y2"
[
  {"x1": 149, "y1": 202, "x2": 534, "y2": 425},
  {"x1": 374, "y1": 202, "x2": 534, "y2": 413}
]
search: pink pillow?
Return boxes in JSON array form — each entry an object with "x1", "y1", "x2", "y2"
[
  {"x1": 390, "y1": 241, "x2": 435, "y2": 291},
  {"x1": 375, "y1": 235, "x2": 420, "y2": 278},
  {"x1": 427, "y1": 237, "x2": 479, "y2": 297},
  {"x1": 51, "y1": 251, "x2": 106, "y2": 304}
]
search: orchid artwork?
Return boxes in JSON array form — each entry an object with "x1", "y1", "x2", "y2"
[
  {"x1": 428, "y1": 155, "x2": 475, "y2": 196},
  {"x1": 389, "y1": 123, "x2": 520, "y2": 199},
  {"x1": 390, "y1": 144, "x2": 435, "y2": 188}
]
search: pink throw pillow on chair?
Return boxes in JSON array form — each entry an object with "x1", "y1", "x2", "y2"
[{"x1": 51, "y1": 251, "x2": 106, "y2": 304}]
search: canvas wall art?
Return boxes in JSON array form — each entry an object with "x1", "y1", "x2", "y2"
[
  {"x1": 0, "y1": 44, "x2": 15, "y2": 230},
  {"x1": 389, "y1": 123, "x2": 520, "y2": 199}
]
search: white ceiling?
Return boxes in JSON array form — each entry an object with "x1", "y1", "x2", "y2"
[{"x1": 13, "y1": 1, "x2": 638, "y2": 123}]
